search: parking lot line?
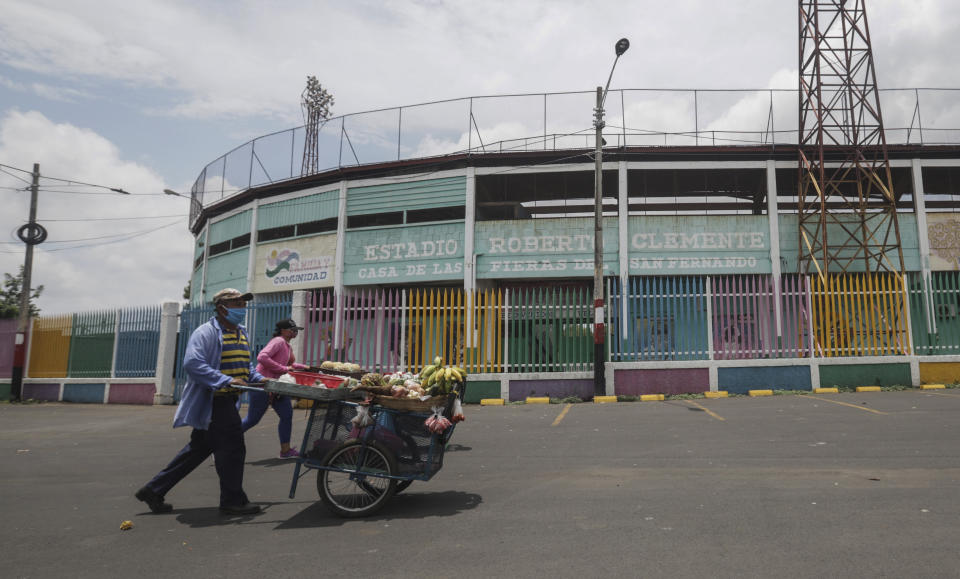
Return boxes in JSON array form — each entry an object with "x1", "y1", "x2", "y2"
[
  {"x1": 551, "y1": 403, "x2": 572, "y2": 426},
  {"x1": 924, "y1": 391, "x2": 960, "y2": 399},
  {"x1": 805, "y1": 395, "x2": 888, "y2": 415},
  {"x1": 684, "y1": 400, "x2": 726, "y2": 421}
]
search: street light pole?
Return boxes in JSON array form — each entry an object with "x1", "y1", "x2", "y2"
[{"x1": 593, "y1": 38, "x2": 629, "y2": 398}]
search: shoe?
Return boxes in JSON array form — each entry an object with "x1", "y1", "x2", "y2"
[
  {"x1": 279, "y1": 447, "x2": 300, "y2": 459},
  {"x1": 135, "y1": 486, "x2": 173, "y2": 514},
  {"x1": 219, "y1": 502, "x2": 261, "y2": 515}
]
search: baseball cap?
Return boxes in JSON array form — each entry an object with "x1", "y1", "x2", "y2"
[
  {"x1": 212, "y1": 288, "x2": 254, "y2": 305},
  {"x1": 275, "y1": 318, "x2": 304, "y2": 331}
]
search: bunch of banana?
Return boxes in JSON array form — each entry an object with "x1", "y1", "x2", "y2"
[{"x1": 419, "y1": 356, "x2": 468, "y2": 396}]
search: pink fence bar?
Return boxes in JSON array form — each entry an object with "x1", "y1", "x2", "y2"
[
  {"x1": 711, "y1": 274, "x2": 810, "y2": 360},
  {"x1": 0, "y1": 318, "x2": 18, "y2": 379},
  {"x1": 304, "y1": 288, "x2": 404, "y2": 373}
]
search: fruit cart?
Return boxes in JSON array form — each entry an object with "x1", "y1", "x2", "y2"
[{"x1": 260, "y1": 372, "x2": 466, "y2": 518}]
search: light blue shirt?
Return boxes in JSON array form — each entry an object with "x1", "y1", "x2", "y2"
[{"x1": 173, "y1": 317, "x2": 264, "y2": 430}]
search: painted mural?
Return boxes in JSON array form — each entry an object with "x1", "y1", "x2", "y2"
[
  {"x1": 928, "y1": 213, "x2": 960, "y2": 271},
  {"x1": 252, "y1": 234, "x2": 336, "y2": 293}
]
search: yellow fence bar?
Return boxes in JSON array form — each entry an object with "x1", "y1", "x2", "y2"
[
  {"x1": 811, "y1": 273, "x2": 910, "y2": 357},
  {"x1": 403, "y1": 288, "x2": 505, "y2": 375},
  {"x1": 27, "y1": 314, "x2": 72, "y2": 378}
]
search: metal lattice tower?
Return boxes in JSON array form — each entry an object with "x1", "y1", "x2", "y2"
[
  {"x1": 797, "y1": 0, "x2": 905, "y2": 276},
  {"x1": 300, "y1": 76, "x2": 334, "y2": 176}
]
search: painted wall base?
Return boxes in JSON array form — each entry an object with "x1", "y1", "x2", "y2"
[
  {"x1": 9, "y1": 356, "x2": 960, "y2": 406},
  {"x1": 918, "y1": 362, "x2": 960, "y2": 385},
  {"x1": 16, "y1": 378, "x2": 159, "y2": 405},
  {"x1": 474, "y1": 356, "x2": 959, "y2": 400}
]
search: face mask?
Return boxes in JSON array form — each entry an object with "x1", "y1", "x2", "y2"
[{"x1": 222, "y1": 306, "x2": 245, "y2": 325}]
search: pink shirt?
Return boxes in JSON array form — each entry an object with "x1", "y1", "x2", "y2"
[{"x1": 256, "y1": 336, "x2": 294, "y2": 379}]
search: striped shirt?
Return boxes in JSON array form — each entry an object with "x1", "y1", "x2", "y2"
[{"x1": 220, "y1": 329, "x2": 251, "y2": 383}]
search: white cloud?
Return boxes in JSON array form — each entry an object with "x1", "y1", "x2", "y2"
[
  {"x1": 0, "y1": 110, "x2": 194, "y2": 314},
  {"x1": 702, "y1": 69, "x2": 799, "y2": 145},
  {"x1": 0, "y1": 0, "x2": 959, "y2": 315},
  {"x1": 0, "y1": 0, "x2": 803, "y2": 122},
  {"x1": 0, "y1": 74, "x2": 91, "y2": 102}
]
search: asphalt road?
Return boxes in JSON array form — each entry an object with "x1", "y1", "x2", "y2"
[{"x1": 3, "y1": 391, "x2": 960, "y2": 579}]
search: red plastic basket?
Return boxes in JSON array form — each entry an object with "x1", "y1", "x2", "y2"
[{"x1": 288, "y1": 371, "x2": 345, "y2": 389}]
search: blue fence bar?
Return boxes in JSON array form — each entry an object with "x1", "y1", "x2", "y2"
[
  {"x1": 610, "y1": 276, "x2": 710, "y2": 362},
  {"x1": 114, "y1": 305, "x2": 162, "y2": 377}
]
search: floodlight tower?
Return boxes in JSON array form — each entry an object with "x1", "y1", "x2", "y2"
[
  {"x1": 301, "y1": 76, "x2": 334, "y2": 176},
  {"x1": 797, "y1": 0, "x2": 905, "y2": 276}
]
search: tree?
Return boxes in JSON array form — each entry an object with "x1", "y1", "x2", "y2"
[
  {"x1": 0, "y1": 266, "x2": 44, "y2": 319},
  {"x1": 183, "y1": 280, "x2": 191, "y2": 301}
]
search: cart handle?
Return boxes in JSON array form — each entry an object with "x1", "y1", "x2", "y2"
[{"x1": 230, "y1": 383, "x2": 267, "y2": 393}]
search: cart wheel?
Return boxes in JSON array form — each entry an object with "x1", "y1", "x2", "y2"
[
  {"x1": 317, "y1": 440, "x2": 397, "y2": 518},
  {"x1": 394, "y1": 480, "x2": 414, "y2": 494}
]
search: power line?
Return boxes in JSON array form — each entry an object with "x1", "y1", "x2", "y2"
[
  {"x1": 0, "y1": 219, "x2": 184, "y2": 253},
  {"x1": 0, "y1": 167, "x2": 33, "y2": 185},
  {"x1": 44, "y1": 220, "x2": 185, "y2": 252},
  {"x1": 0, "y1": 162, "x2": 33, "y2": 176},
  {"x1": 39, "y1": 213, "x2": 188, "y2": 222},
  {"x1": 25, "y1": 188, "x2": 150, "y2": 196},
  {"x1": 0, "y1": 217, "x2": 182, "y2": 244},
  {"x1": 36, "y1": 174, "x2": 130, "y2": 195},
  {"x1": 0, "y1": 161, "x2": 134, "y2": 194}
]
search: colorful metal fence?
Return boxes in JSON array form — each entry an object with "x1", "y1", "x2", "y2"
[
  {"x1": 67, "y1": 309, "x2": 116, "y2": 378},
  {"x1": 27, "y1": 314, "x2": 71, "y2": 378},
  {"x1": 302, "y1": 288, "x2": 507, "y2": 374},
  {"x1": 114, "y1": 305, "x2": 162, "y2": 378},
  {"x1": 0, "y1": 318, "x2": 18, "y2": 379},
  {"x1": 303, "y1": 290, "x2": 337, "y2": 367},
  {"x1": 507, "y1": 286, "x2": 592, "y2": 372},
  {"x1": 610, "y1": 276, "x2": 709, "y2": 361},
  {"x1": 809, "y1": 273, "x2": 910, "y2": 357},
  {"x1": 909, "y1": 271, "x2": 960, "y2": 356},
  {"x1": 27, "y1": 270, "x2": 960, "y2": 398},
  {"x1": 26, "y1": 306, "x2": 165, "y2": 379},
  {"x1": 710, "y1": 275, "x2": 812, "y2": 360},
  {"x1": 463, "y1": 289, "x2": 504, "y2": 374}
]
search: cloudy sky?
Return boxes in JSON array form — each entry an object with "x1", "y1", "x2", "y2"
[{"x1": 1, "y1": 0, "x2": 958, "y2": 314}]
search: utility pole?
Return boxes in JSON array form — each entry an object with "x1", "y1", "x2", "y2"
[
  {"x1": 11, "y1": 163, "x2": 45, "y2": 402},
  {"x1": 593, "y1": 38, "x2": 630, "y2": 398},
  {"x1": 593, "y1": 86, "x2": 606, "y2": 397}
]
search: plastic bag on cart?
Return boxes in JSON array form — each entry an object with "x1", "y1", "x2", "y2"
[
  {"x1": 451, "y1": 397, "x2": 465, "y2": 423},
  {"x1": 351, "y1": 404, "x2": 374, "y2": 428},
  {"x1": 425, "y1": 406, "x2": 452, "y2": 434}
]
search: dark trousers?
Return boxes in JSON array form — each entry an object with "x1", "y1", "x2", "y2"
[
  {"x1": 240, "y1": 390, "x2": 294, "y2": 444},
  {"x1": 145, "y1": 395, "x2": 249, "y2": 507}
]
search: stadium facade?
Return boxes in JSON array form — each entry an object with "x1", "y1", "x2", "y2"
[{"x1": 182, "y1": 90, "x2": 960, "y2": 399}]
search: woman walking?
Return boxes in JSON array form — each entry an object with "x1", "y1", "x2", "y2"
[{"x1": 241, "y1": 318, "x2": 305, "y2": 458}]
